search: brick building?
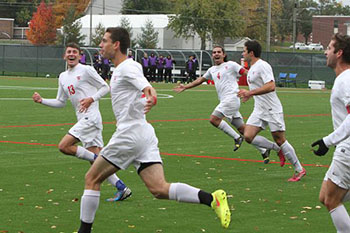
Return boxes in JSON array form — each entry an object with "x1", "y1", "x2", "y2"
[
  {"x1": 0, "y1": 18, "x2": 14, "y2": 39},
  {"x1": 312, "y1": 15, "x2": 350, "y2": 47}
]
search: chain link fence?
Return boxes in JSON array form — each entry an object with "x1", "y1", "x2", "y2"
[{"x1": 0, "y1": 44, "x2": 335, "y2": 86}]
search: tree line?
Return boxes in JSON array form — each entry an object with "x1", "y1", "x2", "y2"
[{"x1": 2, "y1": 0, "x2": 350, "y2": 48}]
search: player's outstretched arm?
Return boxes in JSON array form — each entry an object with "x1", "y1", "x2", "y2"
[
  {"x1": 173, "y1": 77, "x2": 206, "y2": 93},
  {"x1": 143, "y1": 86, "x2": 157, "y2": 114}
]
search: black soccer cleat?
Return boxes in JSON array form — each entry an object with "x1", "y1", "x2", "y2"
[
  {"x1": 261, "y1": 149, "x2": 270, "y2": 164},
  {"x1": 233, "y1": 136, "x2": 244, "y2": 152}
]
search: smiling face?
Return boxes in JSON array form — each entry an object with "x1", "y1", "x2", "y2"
[
  {"x1": 212, "y1": 47, "x2": 225, "y2": 65},
  {"x1": 64, "y1": 47, "x2": 81, "y2": 68}
]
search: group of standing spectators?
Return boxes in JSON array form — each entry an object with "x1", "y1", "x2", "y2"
[
  {"x1": 80, "y1": 49, "x2": 198, "y2": 83},
  {"x1": 140, "y1": 52, "x2": 176, "y2": 83}
]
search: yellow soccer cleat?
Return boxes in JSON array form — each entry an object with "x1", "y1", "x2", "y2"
[{"x1": 211, "y1": 189, "x2": 231, "y2": 228}]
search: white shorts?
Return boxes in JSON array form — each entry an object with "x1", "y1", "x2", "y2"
[
  {"x1": 100, "y1": 123, "x2": 162, "y2": 171},
  {"x1": 324, "y1": 149, "x2": 350, "y2": 190},
  {"x1": 68, "y1": 116, "x2": 104, "y2": 148},
  {"x1": 212, "y1": 98, "x2": 242, "y2": 122},
  {"x1": 246, "y1": 111, "x2": 285, "y2": 132}
]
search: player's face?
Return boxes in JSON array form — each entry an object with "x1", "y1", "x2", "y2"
[
  {"x1": 99, "y1": 32, "x2": 116, "y2": 60},
  {"x1": 325, "y1": 40, "x2": 338, "y2": 69},
  {"x1": 64, "y1": 47, "x2": 80, "y2": 68},
  {"x1": 242, "y1": 46, "x2": 251, "y2": 62},
  {"x1": 212, "y1": 47, "x2": 225, "y2": 65}
]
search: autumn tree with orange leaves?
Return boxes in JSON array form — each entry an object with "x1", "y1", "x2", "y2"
[
  {"x1": 52, "y1": 0, "x2": 90, "y2": 28},
  {"x1": 26, "y1": 1, "x2": 57, "y2": 45}
]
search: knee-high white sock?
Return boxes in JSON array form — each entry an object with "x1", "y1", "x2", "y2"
[
  {"x1": 280, "y1": 141, "x2": 303, "y2": 172},
  {"x1": 253, "y1": 145, "x2": 267, "y2": 154},
  {"x1": 106, "y1": 174, "x2": 120, "y2": 187},
  {"x1": 342, "y1": 191, "x2": 350, "y2": 202},
  {"x1": 251, "y1": 135, "x2": 280, "y2": 151},
  {"x1": 76, "y1": 146, "x2": 96, "y2": 162},
  {"x1": 80, "y1": 190, "x2": 100, "y2": 224},
  {"x1": 330, "y1": 204, "x2": 350, "y2": 233},
  {"x1": 169, "y1": 183, "x2": 200, "y2": 203},
  {"x1": 217, "y1": 121, "x2": 240, "y2": 139}
]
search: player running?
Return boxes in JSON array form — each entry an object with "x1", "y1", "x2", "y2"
[{"x1": 32, "y1": 42, "x2": 131, "y2": 201}]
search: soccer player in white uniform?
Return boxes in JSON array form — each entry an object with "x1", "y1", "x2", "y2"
[
  {"x1": 311, "y1": 33, "x2": 350, "y2": 232},
  {"x1": 32, "y1": 42, "x2": 131, "y2": 201},
  {"x1": 238, "y1": 40, "x2": 306, "y2": 182},
  {"x1": 174, "y1": 46, "x2": 271, "y2": 163},
  {"x1": 77, "y1": 27, "x2": 231, "y2": 233}
]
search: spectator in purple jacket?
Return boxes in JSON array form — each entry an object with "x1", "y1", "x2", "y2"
[
  {"x1": 141, "y1": 53, "x2": 150, "y2": 80},
  {"x1": 186, "y1": 55, "x2": 197, "y2": 82},
  {"x1": 149, "y1": 53, "x2": 157, "y2": 82},
  {"x1": 101, "y1": 57, "x2": 111, "y2": 80},
  {"x1": 157, "y1": 55, "x2": 165, "y2": 82},
  {"x1": 79, "y1": 51, "x2": 86, "y2": 65},
  {"x1": 164, "y1": 55, "x2": 176, "y2": 83},
  {"x1": 127, "y1": 50, "x2": 134, "y2": 60}
]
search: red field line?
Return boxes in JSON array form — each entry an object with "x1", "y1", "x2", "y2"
[
  {"x1": 0, "y1": 140, "x2": 329, "y2": 168},
  {"x1": 0, "y1": 113, "x2": 330, "y2": 128}
]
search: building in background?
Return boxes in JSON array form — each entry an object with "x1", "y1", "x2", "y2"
[
  {"x1": 78, "y1": 14, "x2": 212, "y2": 50},
  {"x1": 0, "y1": 18, "x2": 14, "y2": 39},
  {"x1": 312, "y1": 15, "x2": 350, "y2": 47}
]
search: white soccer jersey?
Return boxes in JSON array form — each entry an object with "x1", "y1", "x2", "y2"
[
  {"x1": 329, "y1": 69, "x2": 350, "y2": 152},
  {"x1": 247, "y1": 59, "x2": 283, "y2": 114},
  {"x1": 55, "y1": 63, "x2": 109, "y2": 124},
  {"x1": 109, "y1": 58, "x2": 151, "y2": 127},
  {"x1": 203, "y1": 61, "x2": 243, "y2": 101}
]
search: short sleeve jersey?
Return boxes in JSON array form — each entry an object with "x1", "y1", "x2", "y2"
[
  {"x1": 247, "y1": 59, "x2": 283, "y2": 114},
  {"x1": 110, "y1": 58, "x2": 151, "y2": 127},
  {"x1": 330, "y1": 69, "x2": 350, "y2": 150},
  {"x1": 57, "y1": 63, "x2": 107, "y2": 121},
  {"x1": 203, "y1": 61, "x2": 243, "y2": 101}
]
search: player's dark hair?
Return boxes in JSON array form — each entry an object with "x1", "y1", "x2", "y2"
[
  {"x1": 106, "y1": 27, "x2": 130, "y2": 55},
  {"x1": 65, "y1": 42, "x2": 81, "y2": 53},
  {"x1": 244, "y1": 40, "x2": 262, "y2": 58},
  {"x1": 332, "y1": 33, "x2": 350, "y2": 64},
  {"x1": 213, "y1": 45, "x2": 227, "y2": 62}
]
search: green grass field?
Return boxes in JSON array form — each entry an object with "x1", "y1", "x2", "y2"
[{"x1": 0, "y1": 76, "x2": 343, "y2": 233}]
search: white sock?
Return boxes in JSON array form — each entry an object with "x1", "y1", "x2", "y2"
[
  {"x1": 330, "y1": 204, "x2": 350, "y2": 233},
  {"x1": 253, "y1": 145, "x2": 266, "y2": 154},
  {"x1": 280, "y1": 141, "x2": 303, "y2": 172},
  {"x1": 169, "y1": 183, "x2": 200, "y2": 203},
  {"x1": 76, "y1": 146, "x2": 95, "y2": 162},
  {"x1": 251, "y1": 135, "x2": 280, "y2": 151},
  {"x1": 106, "y1": 175, "x2": 119, "y2": 187},
  {"x1": 80, "y1": 190, "x2": 100, "y2": 224},
  {"x1": 342, "y1": 191, "x2": 350, "y2": 202},
  {"x1": 217, "y1": 121, "x2": 240, "y2": 139}
]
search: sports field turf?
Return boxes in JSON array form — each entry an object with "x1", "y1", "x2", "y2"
[{"x1": 0, "y1": 76, "x2": 344, "y2": 232}]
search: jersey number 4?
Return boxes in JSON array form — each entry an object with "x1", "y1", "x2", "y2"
[{"x1": 68, "y1": 85, "x2": 76, "y2": 95}]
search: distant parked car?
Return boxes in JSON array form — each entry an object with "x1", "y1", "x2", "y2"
[
  {"x1": 289, "y1": 42, "x2": 308, "y2": 50},
  {"x1": 307, "y1": 43, "x2": 324, "y2": 51}
]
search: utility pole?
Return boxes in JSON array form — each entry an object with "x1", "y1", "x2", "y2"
[
  {"x1": 103, "y1": 0, "x2": 105, "y2": 14},
  {"x1": 292, "y1": 0, "x2": 297, "y2": 52},
  {"x1": 266, "y1": 0, "x2": 272, "y2": 52},
  {"x1": 89, "y1": 1, "x2": 93, "y2": 46}
]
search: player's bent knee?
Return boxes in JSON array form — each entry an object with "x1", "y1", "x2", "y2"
[
  {"x1": 244, "y1": 135, "x2": 254, "y2": 144},
  {"x1": 148, "y1": 186, "x2": 168, "y2": 199},
  {"x1": 58, "y1": 144, "x2": 70, "y2": 155}
]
